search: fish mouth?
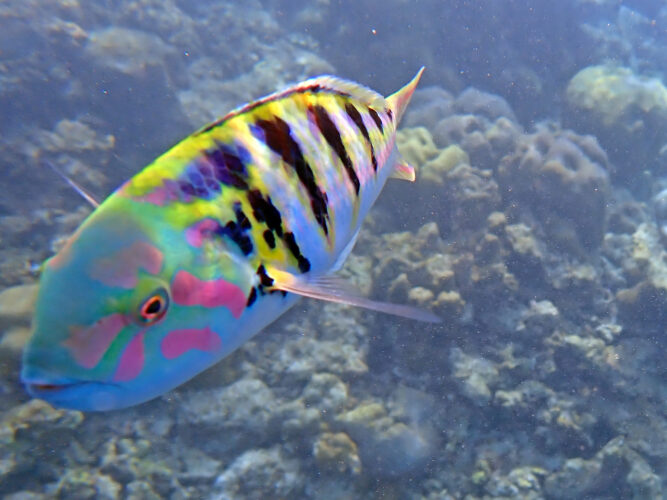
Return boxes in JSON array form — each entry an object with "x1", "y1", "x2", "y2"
[
  {"x1": 22, "y1": 377, "x2": 126, "y2": 411},
  {"x1": 24, "y1": 380, "x2": 88, "y2": 395}
]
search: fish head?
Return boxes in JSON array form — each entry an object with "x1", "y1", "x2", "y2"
[{"x1": 22, "y1": 195, "x2": 253, "y2": 411}]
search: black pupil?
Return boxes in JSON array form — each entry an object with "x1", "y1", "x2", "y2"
[{"x1": 145, "y1": 297, "x2": 162, "y2": 315}]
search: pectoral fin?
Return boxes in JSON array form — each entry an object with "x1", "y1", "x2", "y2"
[{"x1": 266, "y1": 267, "x2": 440, "y2": 323}]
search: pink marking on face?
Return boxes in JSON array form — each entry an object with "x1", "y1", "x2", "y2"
[
  {"x1": 63, "y1": 313, "x2": 131, "y2": 369},
  {"x1": 113, "y1": 330, "x2": 145, "y2": 382},
  {"x1": 171, "y1": 270, "x2": 246, "y2": 318},
  {"x1": 160, "y1": 326, "x2": 222, "y2": 359},
  {"x1": 185, "y1": 219, "x2": 220, "y2": 247},
  {"x1": 89, "y1": 241, "x2": 163, "y2": 288}
]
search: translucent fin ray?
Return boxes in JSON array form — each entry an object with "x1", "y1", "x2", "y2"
[
  {"x1": 266, "y1": 267, "x2": 441, "y2": 323},
  {"x1": 44, "y1": 161, "x2": 100, "y2": 208}
]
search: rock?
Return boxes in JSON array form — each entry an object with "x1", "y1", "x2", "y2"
[
  {"x1": 450, "y1": 347, "x2": 499, "y2": 405},
  {"x1": 0, "y1": 399, "x2": 83, "y2": 444},
  {"x1": 615, "y1": 223, "x2": 667, "y2": 332},
  {"x1": 300, "y1": 373, "x2": 348, "y2": 415},
  {"x1": 498, "y1": 123, "x2": 611, "y2": 250},
  {"x1": 175, "y1": 378, "x2": 278, "y2": 456},
  {"x1": 0, "y1": 326, "x2": 32, "y2": 352},
  {"x1": 335, "y1": 401, "x2": 437, "y2": 476},
  {"x1": 443, "y1": 164, "x2": 501, "y2": 232},
  {"x1": 125, "y1": 481, "x2": 161, "y2": 500},
  {"x1": 544, "y1": 456, "x2": 603, "y2": 499},
  {"x1": 407, "y1": 286, "x2": 435, "y2": 307},
  {"x1": 99, "y1": 437, "x2": 175, "y2": 493},
  {"x1": 211, "y1": 446, "x2": 304, "y2": 500},
  {"x1": 54, "y1": 469, "x2": 120, "y2": 500},
  {"x1": 275, "y1": 337, "x2": 368, "y2": 381},
  {"x1": 565, "y1": 64, "x2": 667, "y2": 176},
  {"x1": 420, "y1": 145, "x2": 470, "y2": 186},
  {"x1": 544, "y1": 437, "x2": 663, "y2": 499},
  {"x1": 504, "y1": 223, "x2": 543, "y2": 261},
  {"x1": 516, "y1": 300, "x2": 559, "y2": 338},
  {"x1": 454, "y1": 87, "x2": 517, "y2": 122},
  {"x1": 485, "y1": 466, "x2": 547, "y2": 498},
  {"x1": 396, "y1": 127, "x2": 440, "y2": 167},
  {"x1": 312, "y1": 432, "x2": 361, "y2": 475},
  {"x1": 273, "y1": 399, "x2": 321, "y2": 440},
  {"x1": 177, "y1": 448, "x2": 222, "y2": 483},
  {"x1": 0, "y1": 284, "x2": 38, "y2": 331},
  {"x1": 433, "y1": 290, "x2": 465, "y2": 318},
  {"x1": 3, "y1": 492, "x2": 48, "y2": 500}
]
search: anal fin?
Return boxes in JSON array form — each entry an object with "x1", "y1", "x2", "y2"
[{"x1": 390, "y1": 161, "x2": 416, "y2": 182}]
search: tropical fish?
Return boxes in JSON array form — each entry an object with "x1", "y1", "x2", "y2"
[{"x1": 22, "y1": 67, "x2": 435, "y2": 411}]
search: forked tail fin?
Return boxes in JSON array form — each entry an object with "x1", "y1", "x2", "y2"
[{"x1": 386, "y1": 66, "x2": 425, "y2": 125}]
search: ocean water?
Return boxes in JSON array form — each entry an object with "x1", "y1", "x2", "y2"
[{"x1": 0, "y1": 0, "x2": 666, "y2": 498}]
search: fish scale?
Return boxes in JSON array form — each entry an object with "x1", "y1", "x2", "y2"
[{"x1": 21, "y1": 67, "x2": 434, "y2": 411}]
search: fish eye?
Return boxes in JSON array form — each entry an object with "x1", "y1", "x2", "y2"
[{"x1": 137, "y1": 288, "x2": 170, "y2": 324}]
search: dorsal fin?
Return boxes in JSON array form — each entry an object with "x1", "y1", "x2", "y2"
[
  {"x1": 196, "y1": 75, "x2": 387, "y2": 135},
  {"x1": 295, "y1": 75, "x2": 387, "y2": 108}
]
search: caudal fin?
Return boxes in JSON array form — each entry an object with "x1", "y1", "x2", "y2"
[{"x1": 386, "y1": 67, "x2": 425, "y2": 125}]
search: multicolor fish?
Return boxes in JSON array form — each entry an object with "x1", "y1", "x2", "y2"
[{"x1": 22, "y1": 67, "x2": 435, "y2": 411}]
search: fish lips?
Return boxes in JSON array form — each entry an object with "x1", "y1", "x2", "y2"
[{"x1": 22, "y1": 378, "x2": 124, "y2": 411}]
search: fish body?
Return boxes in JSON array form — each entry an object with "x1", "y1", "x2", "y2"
[{"x1": 22, "y1": 68, "x2": 427, "y2": 411}]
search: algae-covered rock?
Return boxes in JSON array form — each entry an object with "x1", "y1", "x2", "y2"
[
  {"x1": 300, "y1": 373, "x2": 348, "y2": 415},
  {"x1": 544, "y1": 437, "x2": 663, "y2": 499},
  {"x1": 450, "y1": 348, "x2": 499, "y2": 405},
  {"x1": 312, "y1": 432, "x2": 361, "y2": 475},
  {"x1": 566, "y1": 65, "x2": 667, "y2": 175},
  {"x1": 212, "y1": 446, "x2": 304, "y2": 499},
  {"x1": 99, "y1": 437, "x2": 175, "y2": 491},
  {"x1": 396, "y1": 127, "x2": 440, "y2": 167},
  {"x1": 335, "y1": 401, "x2": 437, "y2": 476},
  {"x1": 0, "y1": 284, "x2": 38, "y2": 327},
  {"x1": 516, "y1": 299, "x2": 559, "y2": 338},
  {"x1": 499, "y1": 124, "x2": 610, "y2": 250},
  {"x1": 420, "y1": 145, "x2": 470, "y2": 185},
  {"x1": 485, "y1": 466, "x2": 547, "y2": 498},
  {"x1": 505, "y1": 223, "x2": 544, "y2": 263},
  {"x1": 54, "y1": 469, "x2": 121, "y2": 500},
  {"x1": 0, "y1": 399, "x2": 83, "y2": 444},
  {"x1": 615, "y1": 222, "x2": 667, "y2": 332},
  {"x1": 276, "y1": 337, "x2": 368, "y2": 380},
  {"x1": 175, "y1": 378, "x2": 278, "y2": 457},
  {"x1": 0, "y1": 284, "x2": 38, "y2": 352}
]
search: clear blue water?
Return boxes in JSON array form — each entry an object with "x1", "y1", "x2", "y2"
[{"x1": 0, "y1": 1, "x2": 665, "y2": 498}]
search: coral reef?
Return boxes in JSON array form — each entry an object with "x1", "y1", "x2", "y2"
[
  {"x1": 565, "y1": 64, "x2": 667, "y2": 180},
  {"x1": 498, "y1": 123, "x2": 611, "y2": 250},
  {"x1": 1, "y1": 0, "x2": 667, "y2": 498}
]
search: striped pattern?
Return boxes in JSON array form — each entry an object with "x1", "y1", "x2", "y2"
[{"x1": 123, "y1": 75, "x2": 399, "y2": 291}]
